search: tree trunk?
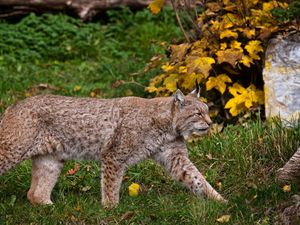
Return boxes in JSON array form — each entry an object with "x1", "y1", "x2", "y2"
[{"x1": 0, "y1": 0, "x2": 154, "y2": 21}]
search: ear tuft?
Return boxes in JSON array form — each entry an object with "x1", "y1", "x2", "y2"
[
  {"x1": 190, "y1": 79, "x2": 201, "y2": 98},
  {"x1": 174, "y1": 89, "x2": 185, "y2": 105}
]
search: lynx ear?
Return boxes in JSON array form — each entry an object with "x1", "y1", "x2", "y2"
[
  {"x1": 174, "y1": 89, "x2": 185, "y2": 105},
  {"x1": 190, "y1": 79, "x2": 201, "y2": 98}
]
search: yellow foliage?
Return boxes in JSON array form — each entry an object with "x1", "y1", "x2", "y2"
[
  {"x1": 225, "y1": 83, "x2": 264, "y2": 116},
  {"x1": 161, "y1": 63, "x2": 174, "y2": 72},
  {"x1": 148, "y1": 0, "x2": 165, "y2": 15},
  {"x1": 216, "y1": 48, "x2": 244, "y2": 67},
  {"x1": 206, "y1": 74, "x2": 232, "y2": 94},
  {"x1": 146, "y1": 0, "x2": 291, "y2": 119},
  {"x1": 186, "y1": 56, "x2": 215, "y2": 77},
  {"x1": 240, "y1": 55, "x2": 253, "y2": 67},
  {"x1": 164, "y1": 74, "x2": 178, "y2": 92},
  {"x1": 220, "y1": 30, "x2": 238, "y2": 39},
  {"x1": 182, "y1": 73, "x2": 204, "y2": 90},
  {"x1": 245, "y1": 40, "x2": 264, "y2": 60}
]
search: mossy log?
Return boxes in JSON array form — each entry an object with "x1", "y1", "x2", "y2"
[{"x1": 0, "y1": 0, "x2": 153, "y2": 20}]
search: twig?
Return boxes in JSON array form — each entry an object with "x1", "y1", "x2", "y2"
[{"x1": 170, "y1": 0, "x2": 191, "y2": 43}]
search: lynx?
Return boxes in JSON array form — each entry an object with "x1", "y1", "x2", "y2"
[{"x1": 0, "y1": 85, "x2": 225, "y2": 207}]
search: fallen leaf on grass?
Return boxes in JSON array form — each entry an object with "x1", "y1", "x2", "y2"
[
  {"x1": 67, "y1": 163, "x2": 80, "y2": 175},
  {"x1": 282, "y1": 184, "x2": 291, "y2": 192},
  {"x1": 128, "y1": 183, "x2": 140, "y2": 197},
  {"x1": 216, "y1": 214, "x2": 231, "y2": 223}
]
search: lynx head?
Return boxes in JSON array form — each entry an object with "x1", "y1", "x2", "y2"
[{"x1": 172, "y1": 81, "x2": 212, "y2": 140}]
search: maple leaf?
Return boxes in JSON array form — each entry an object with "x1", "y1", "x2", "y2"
[
  {"x1": 163, "y1": 74, "x2": 178, "y2": 92},
  {"x1": 220, "y1": 30, "x2": 238, "y2": 39},
  {"x1": 237, "y1": 28, "x2": 256, "y2": 39},
  {"x1": 206, "y1": 74, "x2": 232, "y2": 94},
  {"x1": 220, "y1": 42, "x2": 227, "y2": 50},
  {"x1": 216, "y1": 49, "x2": 244, "y2": 67},
  {"x1": 240, "y1": 55, "x2": 253, "y2": 67},
  {"x1": 161, "y1": 63, "x2": 174, "y2": 72},
  {"x1": 145, "y1": 85, "x2": 158, "y2": 93},
  {"x1": 178, "y1": 66, "x2": 187, "y2": 74},
  {"x1": 186, "y1": 56, "x2": 215, "y2": 77},
  {"x1": 230, "y1": 40, "x2": 243, "y2": 52},
  {"x1": 245, "y1": 40, "x2": 264, "y2": 60},
  {"x1": 128, "y1": 183, "x2": 140, "y2": 197},
  {"x1": 148, "y1": 0, "x2": 165, "y2": 15},
  {"x1": 181, "y1": 73, "x2": 204, "y2": 90},
  {"x1": 225, "y1": 83, "x2": 264, "y2": 116}
]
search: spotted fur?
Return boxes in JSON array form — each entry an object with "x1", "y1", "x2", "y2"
[
  {"x1": 0, "y1": 90, "x2": 225, "y2": 207},
  {"x1": 277, "y1": 147, "x2": 300, "y2": 183}
]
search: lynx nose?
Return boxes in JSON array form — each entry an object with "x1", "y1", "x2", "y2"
[{"x1": 204, "y1": 114, "x2": 212, "y2": 127}]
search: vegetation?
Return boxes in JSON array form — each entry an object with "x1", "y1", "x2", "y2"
[
  {"x1": 0, "y1": 7, "x2": 181, "y2": 113},
  {"x1": 147, "y1": 0, "x2": 300, "y2": 121},
  {"x1": 1, "y1": 118, "x2": 299, "y2": 224}
]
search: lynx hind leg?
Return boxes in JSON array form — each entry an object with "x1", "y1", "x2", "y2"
[
  {"x1": 27, "y1": 155, "x2": 64, "y2": 205},
  {"x1": 153, "y1": 145, "x2": 226, "y2": 202},
  {"x1": 101, "y1": 159, "x2": 125, "y2": 208},
  {"x1": 0, "y1": 112, "x2": 41, "y2": 175}
]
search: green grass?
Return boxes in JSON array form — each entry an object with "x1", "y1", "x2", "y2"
[
  {"x1": 1, "y1": 7, "x2": 300, "y2": 225},
  {"x1": 0, "y1": 7, "x2": 182, "y2": 113},
  {"x1": 0, "y1": 119, "x2": 299, "y2": 224}
]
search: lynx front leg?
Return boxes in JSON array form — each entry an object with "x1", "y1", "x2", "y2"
[
  {"x1": 153, "y1": 144, "x2": 226, "y2": 202},
  {"x1": 101, "y1": 159, "x2": 125, "y2": 208},
  {"x1": 27, "y1": 155, "x2": 63, "y2": 205}
]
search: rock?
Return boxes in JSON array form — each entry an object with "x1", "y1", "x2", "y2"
[{"x1": 263, "y1": 31, "x2": 300, "y2": 125}]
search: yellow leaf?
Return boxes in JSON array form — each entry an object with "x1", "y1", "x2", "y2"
[
  {"x1": 161, "y1": 63, "x2": 174, "y2": 72},
  {"x1": 178, "y1": 66, "x2": 187, "y2": 74},
  {"x1": 245, "y1": 40, "x2": 264, "y2": 60},
  {"x1": 220, "y1": 30, "x2": 238, "y2": 39},
  {"x1": 186, "y1": 56, "x2": 215, "y2": 78},
  {"x1": 216, "y1": 214, "x2": 231, "y2": 223},
  {"x1": 181, "y1": 73, "x2": 204, "y2": 90},
  {"x1": 148, "y1": 0, "x2": 165, "y2": 14},
  {"x1": 211, "y1": 20, "x2": 221, "y2": 32},
  {"x1": 206, "y1": 74, "x2": 232, "y2": 94},
  {"x1": 220, "y1": 42, "x2": 227, "y2": 50},
  {"x1": 228, "y1": 83, "x2": 246, "y2": 96},
  {"x1": 238, "y1": 28, "x2": 256, "y2": 39},
  {"x1": 230, "y1": 41, "x2": 243, "y2": 52},
  {"x1": 225, "y1": 83, "x2": 264, "y2": 116},
  {"x1": 163, "y1": 74, "x2": 178, "y2": 92},
  {"x1": 145, "y1": 86, "x2": 158, "y2": 93},
  {"x1": 128, "y1": 183, "x2": 140, "y2": 197},
  {"x1": 282, "y1": 184, "x2": 291, "y2": 193},
  {"x1": 73, "y1": 85, "x2": 81, "y2": 92},
  {"x1": 240, "y1": 55, "x2": 253, "y2": 67},
  {"x1": 263, "y1": 1, "x2": 277, "y2": 11}
]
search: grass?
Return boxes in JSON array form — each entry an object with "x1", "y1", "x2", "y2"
[
  {"x1": 0, "y1": 119, "x2": 299, "y2": 224},
  {"x1": 0, "y1": 7, "x2": 300, "y2": 225}
]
